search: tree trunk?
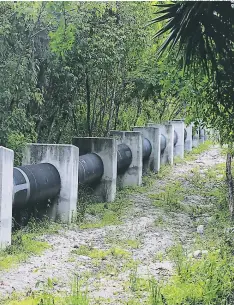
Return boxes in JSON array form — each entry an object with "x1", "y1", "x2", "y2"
[
  {"x1": 85, "y1": 68, "x2": 92, "y2": 137},
  {"x1": 226, "y1": 147, "x2": 234, "y2": 220}
]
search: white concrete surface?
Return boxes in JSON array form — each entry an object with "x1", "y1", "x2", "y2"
[
  {"x1": 0, "y1": 147, "x2": 14, "y2": 249},
  {"x1": 133, "y1": 126, "x2": 161, "y2": 173},
  {"x1": 23, "y1": 144, "x2": 79, "y2": 223},
  {"x1": 73, "y1": 137, "x2": 117, "y2": 202},
  {"x1": 185, "y1": 124, "x2": 193, "y2": 152},
  {"x1": 110, "y1": 131, "x2": 142, "y2": 187},
  {"x1": 170, "y1": 120, "x2": 185, "y2": 158}
]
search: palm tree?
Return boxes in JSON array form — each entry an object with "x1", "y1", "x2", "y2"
[
  {"x1": 151, "y1": 1, "x2": 234, "y2": 73},
  {"x1": 151, "y1": 1, "x2": 234, "y2": 219}
]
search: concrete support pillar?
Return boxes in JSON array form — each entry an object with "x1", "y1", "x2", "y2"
[
  {"x1": 199, "y1": 128, "x2": 205, "y2": 144},
  {"x1": 169, "y1": 120, "x2": 185, "y2": 158},
  {"x1": 184, "y1": 124, "x2": 193, "y2": 152},
  {"x1": 204, "y1": 128, "x2": 208, "y2": 141},
  {"x1": 23, "y1": 144, "x2": 79, "y2": 223},
  {"x1": 192, "y1": 124, "x2": 199, "y2": 148},
  {"x1": 72, "y1": 137, "x2": 117, "y2": 202},
  {"x1": 160, "y1": 123, "x2": 174, "y2": 166},
  {"x1": 110, "y1": 131, "x2": 142, "y2": 187},
  {"x1": 0, "y1": 147, "x2": 14, "y2": 249},
  {"x1": 133, "y1": 126, "x2": 161, "y2": 173}
]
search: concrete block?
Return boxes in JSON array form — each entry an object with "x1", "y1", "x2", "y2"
[
  {"x1": 145, "y1": 122, "x2": 174, "y2": 165},
  {"x1": 133, "y1": 126, "x2": 161, "y2": 173},
  {"x1": 199, "y1": 128, "x2": 205, "y2": 144},
  {"x1": 72, "y1": 137, "x2": 117, "y2": 202},
  {"x1": 192, "y1": 124, "x2": 199, "y2": 148},
  {"x1": 160, "y1": 123, "x2": 174, "y2": 165},
  {"x1": 0, "y1": 147, "x2": 14, "y2": 249},
  {"x1": 22, "y1": 144, "x2": 79, "y2": 223},
  {"x1": 110, "y1": 131, "x2": 142, "y2": 187},
  {"x1": 184, "y1": 124, "x2": 193, "y2": 152},
  {"x1": 169, "y1": 120, "x2": 185, "y2": 158}
]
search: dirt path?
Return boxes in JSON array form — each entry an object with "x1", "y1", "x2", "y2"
[{"x1": 0, "y1": 146, "x2": 225, "y2": 303}]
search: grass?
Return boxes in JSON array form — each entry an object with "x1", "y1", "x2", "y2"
[
  {"x1": 156, "y1": 243, "x2": 234, "y2": 305},
  {"x1": 148, "y1": 181, "x2": 185, "y2": 212},
  {"x1": 0, "y1": 220, "x2": 60, "y2": 270},
  {"x1": 145, "y1": 157, "x2": 234, "y2": 305},
  {"x1": 4, "y1": 141, "x2": 230, "y2": 305},
  {"x1": 184, "y1": 140, "x2": 213, "y2": 161},
  {"x1": 72, "y1": 245, "x2": 130, "y2": 260},
  {"x1": 4, "y1": 277, "x2": 89, "y2": 305},
  {"x1": 78, "y1": 189, "x2": 131, "y2": 229},
  {"x1": 115, "y1": 156, "x2": 234, "y2": 305},
  {"x1": 78, "y1": 140, "x2": 213, "y2": 229},
  {"x1": 105, "y1": 233, "x2": 142, "y2": 249}
]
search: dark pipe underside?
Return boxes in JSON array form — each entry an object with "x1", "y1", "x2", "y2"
[
  {"x1": 117, "y1": 143, "x2": 132, "y2": 174},
  {"x1": 143, "y1": 138, "x2": 152, "y2": 160},
  {"x1": 184, "y1": 129, "x2": 187, "y2": 141},
  {"x1": 13, "y1": 163, "x2": 61, "y2": 208},
  {"x1": 174, "y1": 130, "x2": 178, "y2": 146},
  {"x1": 79, "y1": 153, "x2": 104, "y2": 185},
  {"x1": 160, "y1": 134, "x2": 166, "y2": 152}
]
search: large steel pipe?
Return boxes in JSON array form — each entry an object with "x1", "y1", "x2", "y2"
[
  {"x1": 13, "y1": 163, "x2": 61, "y2": 208},
  {"x1": 117, "y1": 143, "x2": 132, "y2": 174},
  {"x1": 79, "y1": 136, "x2": 153, "y2": 184},
  {"x1": 79, "y1": 153, "x2": 104, "y2": 185},
  {"x1": 142, "y1": 138, "x2": 152, "y2": 160}
]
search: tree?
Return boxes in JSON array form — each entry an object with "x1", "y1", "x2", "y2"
[
  {"x1": 151, "y1": 1, "x2": 234, "y2": 218},
  {"x1": 0, "y1": 2, "x2": 199, "y2": 165}
]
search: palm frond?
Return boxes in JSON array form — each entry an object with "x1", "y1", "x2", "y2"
[{"x1": 151, "y1": 1, "x2": 234, "y2": 73}]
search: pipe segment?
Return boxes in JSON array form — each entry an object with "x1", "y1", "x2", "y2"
[
  {"x1": 142, "y1": 137, "x2": 152, "y2": 160},
  {"x1": 160, "y1": 134, "x2": 166, "y2": 152},
  {"x1": 174, "y1": 130, "x2": 178, "y2": 146},
  {"x1": 13, "y1": 163, "x2": 61, "y2": 208},
  {"x1": 78, "y1": 153, "x2": 104, "y2": 185},
  {"x1": 13, "y1": 135, "x2": 154, "y2": 207}
]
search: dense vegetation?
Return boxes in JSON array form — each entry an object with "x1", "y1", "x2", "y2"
[
  {"x1": 152, "y1": 1, "x2": 234, "y2": 218},
  {"x1": 1, "y1": 2, "x2": 234, "y2": 305},
  {"x1": 1, "y1": 2, "x2": 205, "y2": 164}
]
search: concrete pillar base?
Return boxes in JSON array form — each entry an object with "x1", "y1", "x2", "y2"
[
  {"x1": 169, "y1": 120, "x2": 185, "y2": 158},
  {"x1": 199, "y1": 128, "x2": 205, "y2": 144},
  {"x1": 133, "y1": 126, "x2": 161, "y2": 173},
  {"x1": 110, "y1": 131, "x2": 142, "y2": 187},
  {"x1": 160, "y1": 123, "x2": 174, "y2": 165},
  {"x1": 185, "y1": 124, "x2": 193, "y2": 152},
  {"x1": 73, "y1": 137, "x2": 117, "y2": 202},
  {"x1": 0, "y1": 147, "x2": 14, "y2": 249},
  {"x1": 192, "y1": 124, "x2": 199, "y2": 148},
  {"x1": 23, "y1": 144, "x2": 79, "y2": 223}
]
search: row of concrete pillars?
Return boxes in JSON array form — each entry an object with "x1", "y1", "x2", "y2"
[{"x1": 0, "y1": 120, "x2": 206, "y2": 248}]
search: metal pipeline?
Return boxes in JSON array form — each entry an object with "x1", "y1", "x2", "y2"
[
  {"x1": 13, "y1": 134, "x2": 154, "y2": 207},
  {"x1": 142, "y1": 138, "x2": 152, "y2": 160},
  {"x1": 79, "y1": 153, "x2": 104, "y2": 185},
  {"x1": 160, "y1": 134, "x2": 166, "y2": 152},
  {"x1": 13, "y1": 163, "x2": 61, "y2": 208},
  {"x1": 117, "y1": 143, "x2": 132, "y2": 174}
]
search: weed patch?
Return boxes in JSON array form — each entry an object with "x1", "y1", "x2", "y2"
[
  {"x1": 72, "y1": 245, "x2": 130, "y2": 260},
  {"x1": 148, "y1": 181, "x2": 184, "y2": 212},
  {"x1": 78, "y1": 190, "x2": 131, "y2": 229},
  {"x1": 0, "y1": 219, "x2": 60, "y2": 270},
  {"x1": 5, "y1": 278, "x2": 89, "y2": 305},
  {"x1": 184, "y1": 140, "x2": 213, "y2": 161}
]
